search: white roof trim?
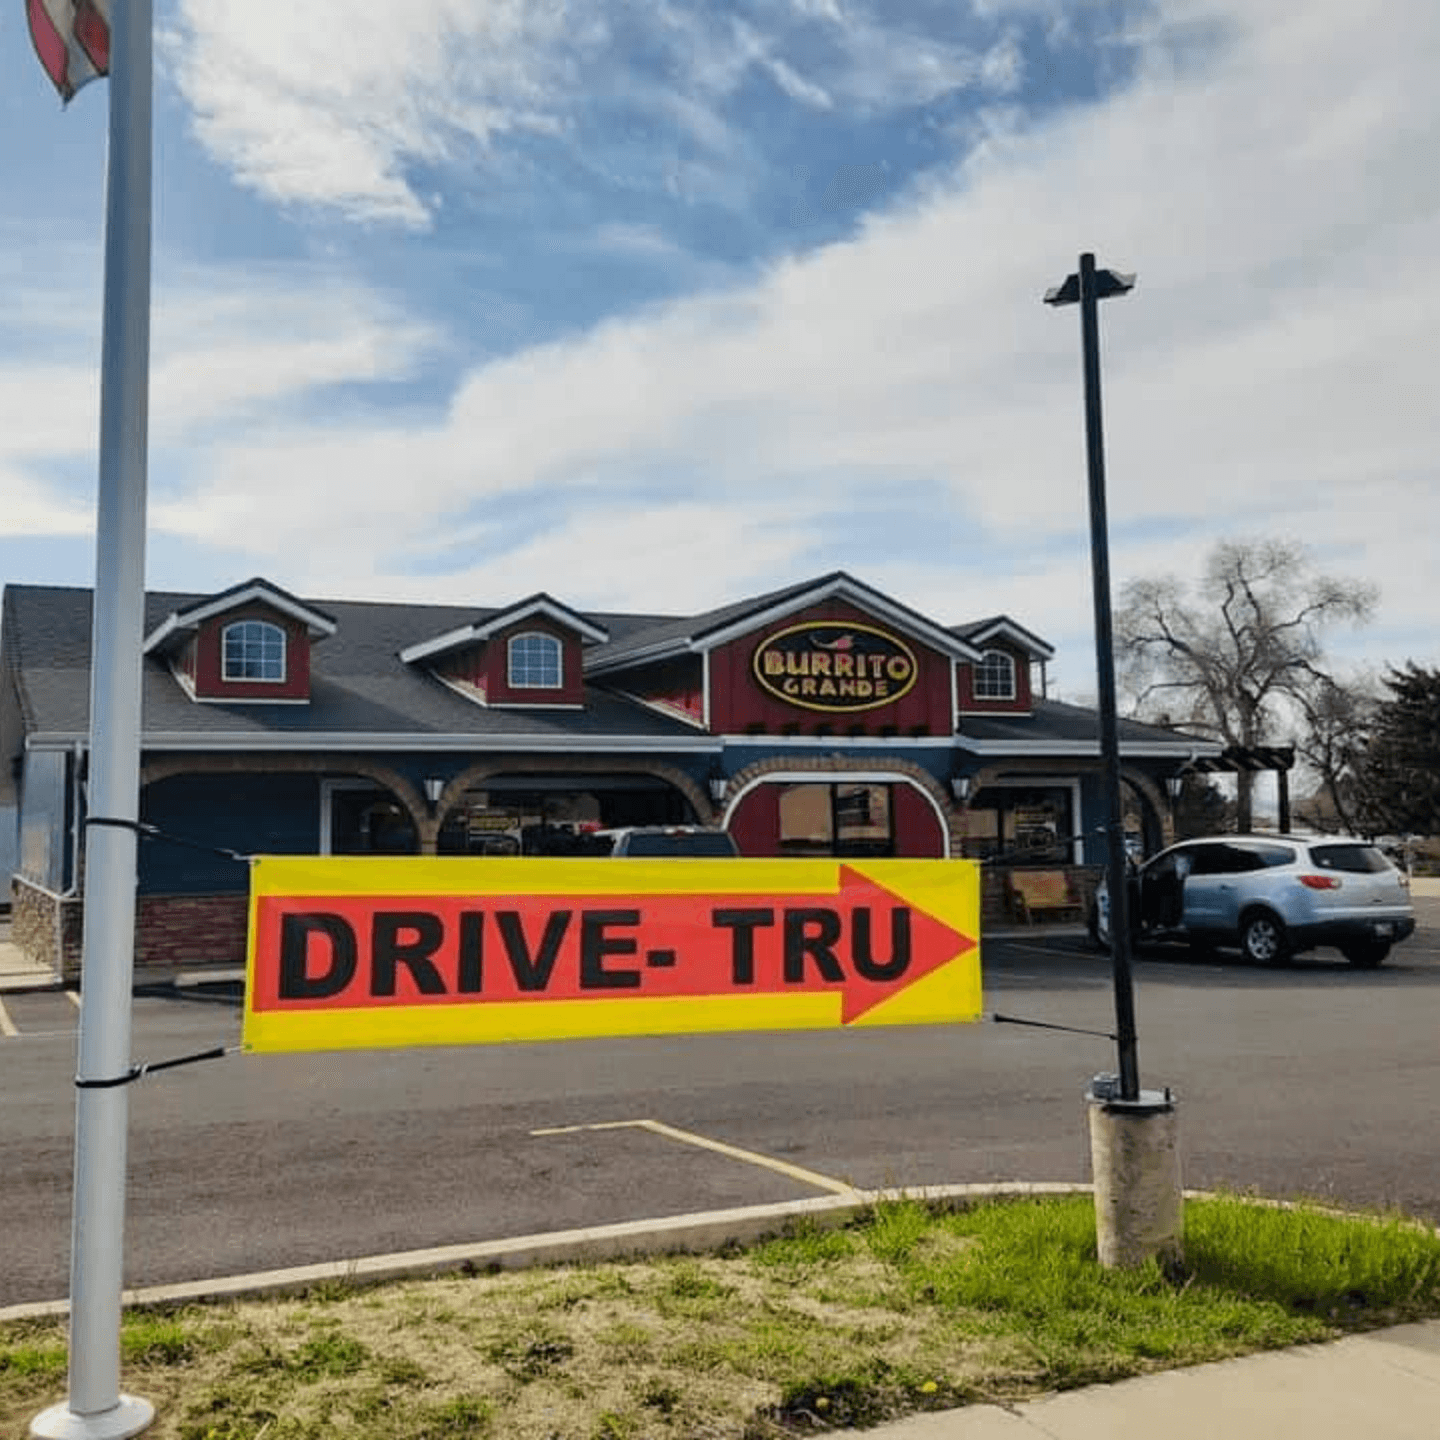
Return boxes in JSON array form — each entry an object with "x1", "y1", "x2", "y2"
[
  {"x1": 401, "y1": 598, "x2": 609, "y2": 664},
  {"x1": 963, "y1": 619, "x2": 1055, "y2": 660},
  {"x1": 955, "y1": 738, "x2": 1225, "y2": 758},
  {"x1": 27, "y1": 732, "x2": 721, "y2": 754},
  {"x1": 695, "y1": 577, "x2": 984, "y2": 661},
  {"x1": 144, "y1": 585, "x2": 336, "y2": 653},
  {"x1": 401, "y1": 625, "x2": 487, "y2": 665},
  {"x1": 608, "y1": 687, "x2": 709, "y2": 732},
  {"x1": 585, "y1": 638, "x2": 691, "y2": 675},
  {"x1": 722, "y1": 734, "x2": 957, "y2": 748},
  {"x1": 587, "y1": 577, "x2": 985, "y2": 677}
]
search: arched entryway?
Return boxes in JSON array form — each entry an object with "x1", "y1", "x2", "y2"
[{"x1": 721, "y1": 772, "x2": 950, "y2": 858}]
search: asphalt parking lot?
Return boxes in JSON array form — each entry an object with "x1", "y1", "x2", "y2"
[{"x1": 1, "y1": 893, "x2": 1437, "y2": 1306}]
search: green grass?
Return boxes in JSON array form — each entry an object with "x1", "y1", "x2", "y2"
[{"x1": 4, "y1": 1194, "x2": 1439, "y2": 1440}]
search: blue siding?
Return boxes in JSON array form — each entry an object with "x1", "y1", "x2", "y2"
[
  {"x1": 138, "y1": 773, "x2": 321, "y2": 894},
  {"x1": 18, "y1": 751, "x2": 68, "y2": 890}
]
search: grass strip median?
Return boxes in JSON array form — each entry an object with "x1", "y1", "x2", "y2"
[{"x1": 5, "y1": 1193, "x2": 1440, "y2": 1439}]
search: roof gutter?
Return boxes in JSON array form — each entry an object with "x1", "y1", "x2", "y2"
[{"x1": 26, "y1": 732, "x2": 723, "y2": 755}]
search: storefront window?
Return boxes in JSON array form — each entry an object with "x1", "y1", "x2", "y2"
[
  {"x1": 778, "y1": 783, "x2": 895, "y2": 858},
  {"x1": 329, "y1": 787, "x2": 418, "y2": 854},
  {"x1": 961, "y1": 786, "x2": 1073, "y2": 864}
]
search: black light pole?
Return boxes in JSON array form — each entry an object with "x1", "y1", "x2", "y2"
[{"x1": 1045, "y1": 252, "x2": 1140, "y2": 1102}]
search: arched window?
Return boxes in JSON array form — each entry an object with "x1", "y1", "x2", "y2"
[
  {"x1": 508, "y1": 631, "x2": 562, "y2": 689},
  {"x1": 222, "y1": 620, "x2": 286, "y2": 682},
  {"x1": 974, "y1": 648, "x2": 1016, "y2": 700}
]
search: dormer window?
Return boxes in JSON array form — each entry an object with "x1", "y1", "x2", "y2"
[
  {"x1": 223, "y1": 620, "x2": 286, "y2": 682},
  {"x1": 508, "y1": 631, "x2": 562, "y2": 689},
  {"x1": 974, "y1": 648, "x2": 1016, "y2": 701}
]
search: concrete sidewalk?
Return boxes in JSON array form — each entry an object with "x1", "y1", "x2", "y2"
[{"x1": 863, "y1": 1318, "x2": 1440, "y2": 1439}]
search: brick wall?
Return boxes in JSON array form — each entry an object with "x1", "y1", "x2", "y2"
[
  {"x1": 9, "y1": 881, "x2": 248, "y2": 979},
  {"x1": 135, "y1": 894, "x2": 249, "y2": 971}
]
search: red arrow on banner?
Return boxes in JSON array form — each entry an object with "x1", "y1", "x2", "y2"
[{"x1": 251, "y1": 866, "x2": 975, "y2": 1025}]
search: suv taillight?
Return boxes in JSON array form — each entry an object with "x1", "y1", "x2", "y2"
[{"x1": 1298, "y1": 874, "x2": 1342, "y2": 890}]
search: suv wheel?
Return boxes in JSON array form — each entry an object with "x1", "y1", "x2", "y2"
[
  {"x1": 1088, "y1": 902, "x2": 1107, "y2": 951},
  {"x1": 1341, "y1": 939, "x2": 1391, "y2": 968},
  {"x1": 1239, "y1": 910, "x2": 1290, "y2": 966}
]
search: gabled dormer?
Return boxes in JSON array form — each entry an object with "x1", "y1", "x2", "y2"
[
  {"x1": 587, "y1": 571, "x2": 985, "y2": 737},
  {"x1": 144, "y1": 579, "x2": 337, "y2": 704},
  {"x1": 400, "y1": 593, "x2": 608, "y2": 710},
  {"x1": 951, "y1": 616, "x2": 1054, "y2": 716}
]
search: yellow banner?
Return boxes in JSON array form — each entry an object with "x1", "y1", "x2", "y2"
[{"x1": 244, "y1": 856, "x2": 981, "y2": 1053}]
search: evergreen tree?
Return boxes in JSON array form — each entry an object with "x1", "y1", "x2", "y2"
[{"x1": 1356, "y1": 664, "x2": 1440, "y2": 836}]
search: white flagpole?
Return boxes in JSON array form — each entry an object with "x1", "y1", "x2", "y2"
[{"x1": 31, "y1": 0, "x2": 156, "y2": 1435}]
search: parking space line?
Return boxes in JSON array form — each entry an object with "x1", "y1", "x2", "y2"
[
  {"x1": 531, "y1": 1117, "x2": 860, "y2": 1198},
  {"x1": 0, "y1": 996, "x2": 17, "y2": 1038}
]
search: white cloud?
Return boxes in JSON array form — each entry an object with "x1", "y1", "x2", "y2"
[
  {"x1": 8, "y1": 1, "x2": 1437, "y2": 693},
  {"x1": 164, "y1": 1, "x2": 1017, "y2": 224},
  {"x1": 164, "y1": 0, "x2": 582, "y2": 226},
  {"x1": 0, "y1": 464, "x2": 95, "y2": 538},
  {"x1": 149, "y1": 277, "x2": 437, "y2": 439}
]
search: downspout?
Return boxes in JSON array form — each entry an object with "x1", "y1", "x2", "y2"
[{"x1": 55, "y1": 741, "x2": 85, "y2": 978}]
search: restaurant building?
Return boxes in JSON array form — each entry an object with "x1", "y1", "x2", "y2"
[{"x1": 0, "y1": 571, "x2": 1217, "y2": 977}]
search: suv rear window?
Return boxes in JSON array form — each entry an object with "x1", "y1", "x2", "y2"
[
  {"x1": 1309, "y1": 843, "x2": 1391, "y2": 874},
  {"x1": 1189, "y1": 843, "x2": 1294, "y2": 874},
  {"x1": 619, "y1": 832, "x2": 739, "y2": 857}
]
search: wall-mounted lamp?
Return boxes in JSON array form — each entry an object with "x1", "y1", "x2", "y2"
[
  {"x1": 1165, "y1": 773, "x2": 1186, "y2": 802},
  {"x1": 423, "y1": 777, "x2": 446, "y2": 805},
  {"x1": 950, "y1": 774, "x2": 972, "y2": 804},
  {"x1": 708, "y1": 771, "x2": 728, "y2": 804}
]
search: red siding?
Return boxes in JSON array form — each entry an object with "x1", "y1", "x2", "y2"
[
  {"x1": 893, "y1": 782, "x2": 946, "y2": 856},
  {"x1": 613, "y1": 656, "x2": 704, "y2": 724},
  {"x1": 193, "y1": 604, "x2": 311, "y2": 701},
  {"x1": 728, "y1": 784, "x2": 782, "y2": 856},
  {"x1": 708, "y1": 599, "x2": 955, "y2": 736},
  {"x1": 956, "y1": 643, "x2": 1032, "y2": 714},
  {"x1": 433, "y1": 621, "x2": 586, "y2": 706}
]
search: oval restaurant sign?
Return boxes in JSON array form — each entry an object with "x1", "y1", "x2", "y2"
[{"x1": 752, "y1": 621, "x2": 918, "y2": 712}]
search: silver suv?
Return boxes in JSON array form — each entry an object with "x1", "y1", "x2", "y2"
[
  {"x1": 592, "y1": 826, "x2": 740, "y2": 858},
  {"x1": 1091, "y1": 835, "x2": 1415, "y2": 967}
]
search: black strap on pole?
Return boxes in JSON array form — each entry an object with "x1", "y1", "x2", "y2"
[
  {"x1": 992, "y1": 1013, "x2": 1117, "y2": 1041},
  {"x1": 75, "y1": 1043, "x2": 239, "y2": 1090},
  {"x1": 84, "y1": 814, "x2": 251, "y2": 864}
]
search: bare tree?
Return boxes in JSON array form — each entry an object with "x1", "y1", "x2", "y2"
[
  {"x1": 1117, "y1": 538, "x2": 1376, "y2": 831},
  {"x1": 1292, "y1": 673, "x2": 1377, "y2": 834}
]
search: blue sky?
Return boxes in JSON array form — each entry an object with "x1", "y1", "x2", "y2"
[{"x1": 2, "y1": 0, "x2": 1436, "y2": 701}]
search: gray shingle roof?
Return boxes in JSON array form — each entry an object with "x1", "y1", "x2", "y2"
[
  {"x1": 3, "y1": 585, "x2": 709, "y2": 746},
  {"x1": 584, "y1": 573, "x2": 843, "y2": 671},
  {"x1": 959, "y1": 698, "x2": 1218, "y2": 752}
]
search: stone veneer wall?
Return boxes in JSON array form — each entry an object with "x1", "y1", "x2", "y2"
[
  {"x1": 12, "y1": 878, "x2": 84, "y2": 979},
  {"x1": 10, "y1": 880, "x2": 248, "y2": 981}
]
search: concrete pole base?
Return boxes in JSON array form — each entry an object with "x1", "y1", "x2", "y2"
[
  {"x1": 29, "y1": 1395, "x2": 154, "y2": 1439},
  {"x1": 1087, "y1": 1085, "x2": 1182, "y2": 1269}
]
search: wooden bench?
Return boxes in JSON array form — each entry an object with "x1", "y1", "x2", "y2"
[{"x1": 1005, "y1": 869, "x2": 1082, "y2": 925}]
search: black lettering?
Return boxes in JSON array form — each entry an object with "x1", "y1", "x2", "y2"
[
  {"x1": 851, "y1": 906, "x2": 911, "y2": 981},
  {"x1": 712, "y1": 908, "x2": 776, "y2": 984},
  {"x1": 371, "y1": 911, "x2": 447, "y2": 996},
  {"x1": 497, "y1": 910, "x2": 571, "y2": 991},
  {"x1": 458, "y1": 911, "x2": 484, "y2": 994},
  {"x1": 279, "y1": 912, "x2": 357, "y2": 1000},
  {"x1": 580, "y1": 909, "x2": 642, "y2": 989},
  {"x1": 783, "y1": 908, "x2": 844, "y2": 983}
]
